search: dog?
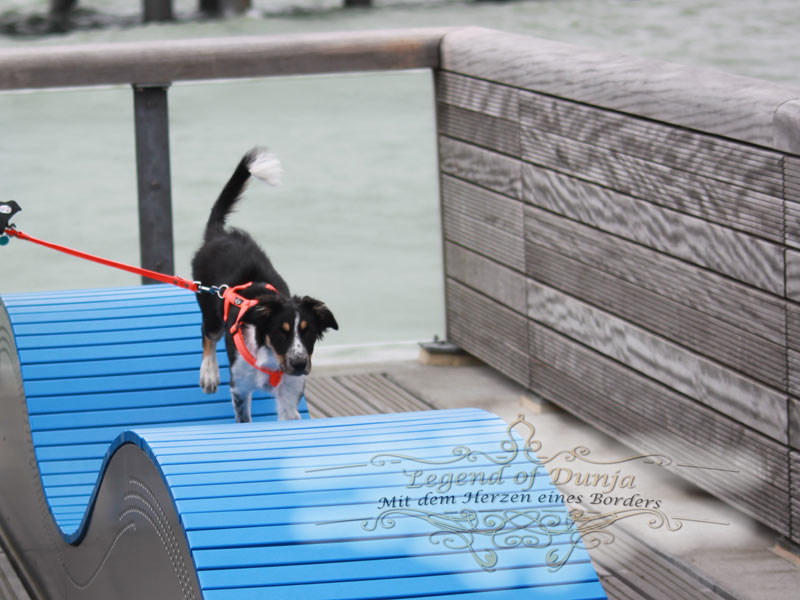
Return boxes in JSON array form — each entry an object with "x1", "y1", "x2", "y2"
[{"x1": 191, "y1": 147, "x2": 338, "y2": 422}]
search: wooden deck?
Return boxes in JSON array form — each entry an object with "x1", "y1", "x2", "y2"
[
  {"x1": 0, "y1": 367, "x2": 731, "y2": 600},
  {"x1": 305, "y1": 370, "x2": 734, "y2": 600}
]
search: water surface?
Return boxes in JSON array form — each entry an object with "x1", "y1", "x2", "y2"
[{"x1": 1, "y1": 0, "x2": 797, "y2": 349}]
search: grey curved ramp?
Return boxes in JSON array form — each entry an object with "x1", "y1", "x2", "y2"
[{"x1": 0, "y1": 285, "x2": 607, "y2": 599}]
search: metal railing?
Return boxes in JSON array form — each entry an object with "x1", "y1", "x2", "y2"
[{"x1": 0, "y1": 28, "x2": 450, "y2": 280}]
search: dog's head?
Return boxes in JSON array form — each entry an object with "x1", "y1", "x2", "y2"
[{"x1": 242, "y1": 291, "x2": 338, "y2": 376}]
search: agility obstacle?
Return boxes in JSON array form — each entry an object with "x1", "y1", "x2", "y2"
[{"x1": 0, "y1": 285, "x2": 605, "y2": 599}]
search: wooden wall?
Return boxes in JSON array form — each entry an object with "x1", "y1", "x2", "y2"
[{"x1": 435, "y1": 28, "x2": 800, "y2": 543}]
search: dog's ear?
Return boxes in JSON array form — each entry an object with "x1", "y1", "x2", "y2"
[{"x1": 300, "y1": 296, "x2": 339, "y2": 333}]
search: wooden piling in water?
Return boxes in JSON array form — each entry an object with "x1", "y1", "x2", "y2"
[
  {"x1": 199, "y1": 0, "x2": 252, "y2": 16},
  {"x1": 142, "y1": 0, "x2": 174, "y2": 22}
]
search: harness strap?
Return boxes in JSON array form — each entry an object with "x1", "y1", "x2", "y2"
[{"x1": 222, "y1": 282, "x2": 284, "y2": 387}]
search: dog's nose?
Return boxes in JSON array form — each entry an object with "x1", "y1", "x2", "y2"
[{"x1": 288, "y1": 357, "x2": 308, "y2": 374}]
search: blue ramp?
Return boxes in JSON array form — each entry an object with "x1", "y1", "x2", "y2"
[{"x1": 0, "y1": 285, "x2": 607, "y2": 599}]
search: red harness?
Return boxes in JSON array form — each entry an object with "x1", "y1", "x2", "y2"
[{"x1": 222, "y1": 282, "x2": 284, "y2": 388}]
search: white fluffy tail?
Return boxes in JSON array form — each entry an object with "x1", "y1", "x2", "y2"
[{"x1": 247, "y1": 148, "x2": 283, "y2": 186}]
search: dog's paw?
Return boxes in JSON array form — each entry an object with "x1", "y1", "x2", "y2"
[
  {"x1": 199, "y1": 359, "x2": 220, "y2": 394},
  {"x1": 277, "y1": 408, "x2": 302, "y2": 421}
]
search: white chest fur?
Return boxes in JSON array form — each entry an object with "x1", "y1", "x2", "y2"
[{"x1": 229, "y1": 324, "x2": 305, "y2": 421}]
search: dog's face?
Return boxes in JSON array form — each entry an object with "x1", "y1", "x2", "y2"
[{"x1": 244, "y1": 294, "x2": 338, "y2": 376}]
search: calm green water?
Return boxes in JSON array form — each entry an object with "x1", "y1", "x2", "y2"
[{"x1": 1, "y1": 0, "x2": 798, "y2": 351}]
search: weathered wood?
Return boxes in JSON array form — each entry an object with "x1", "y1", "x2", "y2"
[
  {"x1": 526, "y1": 277, "x2": 788, "y2": 442},
  {"x1": 786, "y1": 203, "x2": 800, "y2": 249},
  {"x1": 788, "y1": 156, "x2": 800, "y2": 177},
  {"x1": 523, "y1": 164, "x2": 783, "y2": 293},
  {"x1": 436, "y1": 71, "x2": 518, "y2": 120},
  {"x1": 437, "y1": 103, "x2": 520, "y2": 157},
  {"x1": 792, "y1": 451, "x2": 800, "y2": 543},
  {"x1": 444, "y1": 242, "x2": 527, "y2": 314},
  {"x1": 524, "y1": 205, "x2": 786, "y2": 345},
  {"x1": 439, "y1": 27, "x2": 800, "y2": 153},
  {"x1": 199, "y1": 0, "x2": 251, "y2": 15},
  {"x1": 438, "y1": 137, "x2": 522, "y2": 199},
  {"x1": 786, "y1": 304, "x2": 800, "y2": 353},
  {"x1": 775, "y1": 100, "x2": 800, "y2": 155},
  {"x1": 787, "y1": 160, "x2": 800, "y2": 226},
  {"x1": 519, "y1": 89, "x2": 784, "y2": 197},
  {"x1": 526, "y1": 240, "x2": 786, "y2": 390},
  {"x1": 0, "y1": 29, "x2": 450, "y2": 91},
  {"x1": 440, "y1": 176, "x2": 524, "y2": 271},
  {"x1": 445, "y1": 279, "x2": 528, "y2": 386},
  {"x1": 441, "y1": 175, "x2": 523, "y2": 237},
  {"x1": 529, "y1": 322, "x2": 791, "y2": 536},
  {"x1": 790, "y1": 398, "x2": 800, "y2": 451},
  {"x1": 520, "y1": 125, "x2": 784, "y2": 242},
  {"x1": 142, "y1": 0, "x2": 174, "y2": 22},
  {"x1": 435, "y1": 25, "x2": 800, "y2": 546},
  {"x1": 787, "y1": 250, "x2": 800, "y2": 302},
  {"x1": 305, "y1": 374, "x2": 431, "y2": 418}
]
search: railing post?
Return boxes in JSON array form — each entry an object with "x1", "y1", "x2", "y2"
[
  {"x1": 142, "y1": 0, "x2": 174, "y2": 22},
  {"x1": 132, "y1": 83, "x2": 174, "y2": 284}
]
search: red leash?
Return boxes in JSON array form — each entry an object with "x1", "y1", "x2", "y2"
[
  {"x1": 3, "y1": 222, "x2": 284, "y2": 386},
  {"x1": 4, "y1": 227, "x2": 201, "y2": 292}
]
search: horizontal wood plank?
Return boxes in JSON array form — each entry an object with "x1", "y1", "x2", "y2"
[
  {"x1": 439, "y1": 27, "x2": 800, "y2": 153},
  {"x1": 786, "y1": 202, "x2": 800, "y2": 249},
  {"x1": 444, "y1": 242, "x2": 527, "y2": 314},
  {"x1": 446, "y1": 279, "x2": 529, "y2": 387},
  {"x1": 524, "y1": 205, "x2": 786, "y2": 346},
  {"x1": 441, "y1": 176, "x2": 525, "y2": 271},
  {"x1": 791, "y1": 397, "x2": 800, "y2": 451},
  {"x1": 526, "y1": 278, "x2": 787, "y2": 442},
  {"x1": 792, "y1": 451, "x2": 800, "y2": 544},
  {"x1": 523, "y1": 164, "x2": 783, "y2": 293},
  {"x1": 519, "y1": 89, "x2": 784, "y2": 197},
  {"x1": 526, "y1": 239, "x2": 786, "y2": 390},
  {"x1": 437, "y1": 103, "x2": 520, "y2": 156},
  {"x1": 436, "y1": 71, "x2": 519, "y2": 120},
  {"x1": 520, "y1": 125, "x2": 783, "y2": 242},
  {"x1": 438, "y1": 137, "x2": 522, "y2": 200}
]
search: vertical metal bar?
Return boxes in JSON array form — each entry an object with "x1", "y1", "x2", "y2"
[
  {"x1": 132, "y1": 83, "x2": 174, "y2": 284},
  {"x1": 142, "y1": 0, "x2": 174, "y2": 22}
]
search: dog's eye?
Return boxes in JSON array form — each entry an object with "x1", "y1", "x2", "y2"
[
  {"x1": 282, "y1": 322, "x2": 291, "y2": 333},
  {"x1": 300, "y1": 320, "x2": 308, "y2": 331}
]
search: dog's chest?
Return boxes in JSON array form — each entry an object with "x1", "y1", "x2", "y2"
[{"x1": 230, "y1": 325, "x2": 279, "y2": 393}]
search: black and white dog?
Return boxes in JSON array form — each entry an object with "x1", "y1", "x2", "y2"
[{"x1": 192, "y1": 148, "x2": 338, "y2": 422}]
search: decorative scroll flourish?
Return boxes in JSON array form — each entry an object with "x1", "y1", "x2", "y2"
[
  {"x1": 361, "y1": 504, "x2": 687, "y2": 572},
  {"x1": 361, "y1": 507, "x2": 580, "y2": 571},
  {"x1": 370, "y1": 414, "x2": 672, "y2": 469}
]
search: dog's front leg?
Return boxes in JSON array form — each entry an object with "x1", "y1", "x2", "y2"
[
  {"x1": 276, "y1": 375, "x2": 305, "y2": 420},
  {"x1": 231, "y1": 387, "x2": 253, "y2": 423},
  {"x1": 199, "y1": 333, "x2": 222, "y2": 394}
]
